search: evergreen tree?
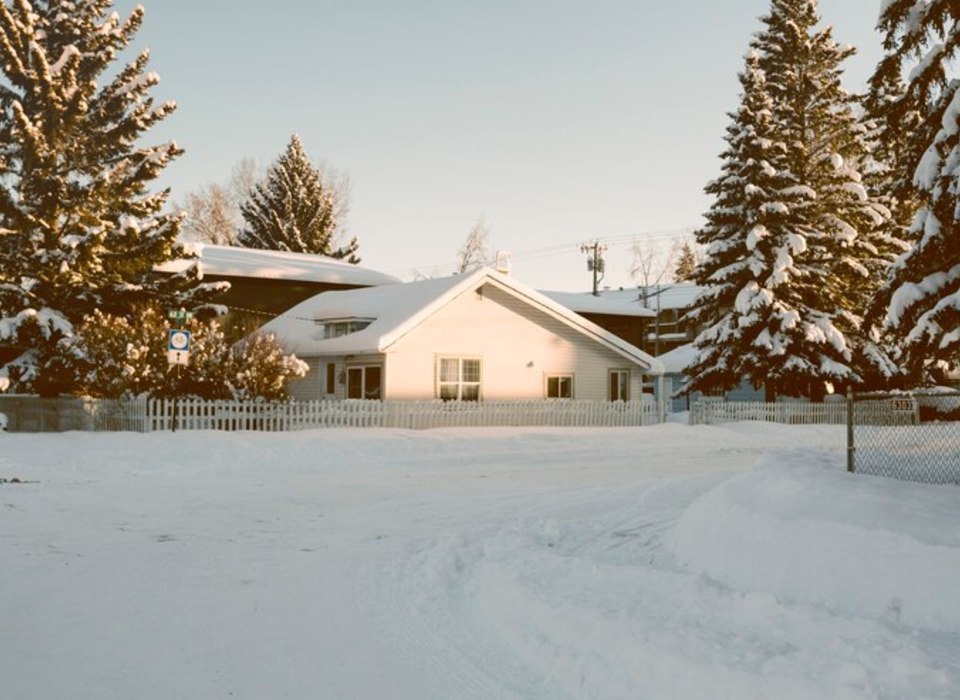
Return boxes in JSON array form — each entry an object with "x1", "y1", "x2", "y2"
[
  {"x1": 871, "y1": 0, "x2": 960, "y2": 380},
  {"x1": 237, "y1": 135, "x2": 359, "y2": 261},
  {"x1": 0, "y1": 1, "x2": 221, "y2": 361},
  {"x1": 673, "y1": 241, "x2": 698, "y2": 282},
  {"x1": 685, "y1": 1, "x2": 894, "y2": 400},
  {"x1": 685, "y1": 51, "x2": 799, "y2": 394}
]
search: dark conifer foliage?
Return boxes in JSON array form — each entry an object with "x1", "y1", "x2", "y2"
[
  {"x1": 238, "y1": 135, "x2": 359, "y2": 261},
  {"x1": 0, "y1": 0, "x2": 221, "y2": 351},
  {"x1": 870, "y1": 0, "x2": 960, "y2": 380}
]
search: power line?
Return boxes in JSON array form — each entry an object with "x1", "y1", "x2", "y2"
[{"x1": 380, "y1": 226, "x2": 698, "y2": 278}]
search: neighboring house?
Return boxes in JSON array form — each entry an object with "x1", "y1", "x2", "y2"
[
  {"x1": 657, "y1": 342, "x2": 764, "y2": 412},
  {"x1": 640, "y1": 283, "x2": 702, "y2": 355},
  {"x1": 158, "y1": 244, "x2": 400, "y2": 320},
  {"x1": 540, "y1": 290, "x2": 655, "y2": 352},
  {"x1": 260, "y1": 268, "x2": 665, "y2": 403},
  {"x1": 545, "y1": 284, "x2": 702, "y2": 357}
]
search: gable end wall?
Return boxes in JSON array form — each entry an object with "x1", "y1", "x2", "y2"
[{"x1": 384, "y1": 284, "x2": 647, "y2": 400}]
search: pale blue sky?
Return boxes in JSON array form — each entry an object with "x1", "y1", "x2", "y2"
[{"x1": 123, "y1": 1, "x2": 884, "y2": 291}]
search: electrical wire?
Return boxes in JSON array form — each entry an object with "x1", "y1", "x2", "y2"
[{"x1": 378, "y1": 226, "x2": 697, "y2": 278}]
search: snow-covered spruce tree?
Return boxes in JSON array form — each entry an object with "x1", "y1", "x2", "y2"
[
  {"x1": 685, "y1": 1, "x2": 895, "y2": 401},
  {"x1": 0, "y1": 1, "x2": 224, "y2": 393},
  {"x1": 685, "y1": 52, "x2": 800, "y2": 394},
  {"x1": 871, "y1": 0, "x2": 960, "y2": 381},
  {"x1": 237, "y1": 135, "x2": 359, "y2": 261}
]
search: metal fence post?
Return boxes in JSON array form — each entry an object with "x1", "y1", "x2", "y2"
[{"x1": 846, "y1": 388, "x2": 855, "y2": 473}]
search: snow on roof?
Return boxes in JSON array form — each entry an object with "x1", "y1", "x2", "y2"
[
  {"x1": 260, "y1": 268, "x2": 664, "y2": 373},
  {"x1": 158, "y1": 244, "x2": 400, "y2": 287},
  {"x1": 543, "y1": 282, "x2": 702, "y2": 316},
  {"x1": 654, "y1": 283, "x2": 702, "y2": 310},
  {"x1": 540, "y1": 290, "x2": 656, "y2": 318},
  {"x1": 657, "y1": 342, "x2": 699, "y2": 374}
]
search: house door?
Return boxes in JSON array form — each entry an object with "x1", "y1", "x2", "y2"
[{"x1": 347, "y1": 366, "x2": 382, "y2": 399}]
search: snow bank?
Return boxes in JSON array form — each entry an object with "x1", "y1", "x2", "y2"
[{"x1": 672, "y1": 450, "x2": 960, "y2": 633}]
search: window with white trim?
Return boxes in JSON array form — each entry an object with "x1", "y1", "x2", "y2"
[
  {"x1": 347, "y1": 365, "x2": 382, "y2": 399},
  {"x1": 546, "y1": 374, "x2": 573, "y2": 399},
  {"x1": 609, "y1": 369, "x2": 630, "y2": 401},
  {"x1": 438, "y1": 357, "x2": 481, "y2": 401}
]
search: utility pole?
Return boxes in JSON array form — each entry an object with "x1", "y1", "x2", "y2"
[{"x1": 580, "y1": 241, "x2": 607, "y2": 296}]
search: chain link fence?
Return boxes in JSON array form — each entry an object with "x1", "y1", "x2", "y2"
[{"x1": 850, "y1": 391, "x2": 960, "y2": 485}]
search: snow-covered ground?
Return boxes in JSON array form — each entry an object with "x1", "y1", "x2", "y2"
[{"x1": 2, "y1": 420, "x2": 958, "y2": 699}]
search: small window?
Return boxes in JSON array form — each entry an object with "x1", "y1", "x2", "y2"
[
  {"x1": 438, "y1": 357, "x2": 481, "y2": 401},
  {"x1": 546, "y1": 375, "x2": 573, "y2": 399},
  {"x1": 320, "y1": 318, "x2": 373, "y2": 339},
  {"x1": 609, "y1": 370, "x2": 629, "y2": 401},
  {"x1": 346, "y1": 365, "x2": 382, "y2": 399}
]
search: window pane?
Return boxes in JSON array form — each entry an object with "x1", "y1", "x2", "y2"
[
  {"x1": 610, "y1": 371, "x2": 629, "y2": 401},
  {"x1": 439, "y1": 384, "x2": 459, "y2": 401},
  {"x1": 364, "y1": 366, "x2": 382, "y2": 399},
  {"x1": 462, "y1": 359, "x2": 481, "y2": 382},
  {"x1": 440, "y1": 358, "x2": 459, "y2": 382},
  {"x1": 548, "y1": 376, "x2": 572, "y2": 398},
  {"x1": 461, "y1": 384, "x2": 480, "y2": 401},
  {"x1": 609, "y1": 371, "x2": 628, "y2": 401},
  {"x1": 547, "y1": 376, "x2": 559, "y2": 398}
]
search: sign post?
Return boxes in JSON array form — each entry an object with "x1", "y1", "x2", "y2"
[
  {"x1": 166, "y1": 309, "x2": 194, "y2": 432},
  {"x1": 167, "y1": 328, "x2": 192, "y2": 366}
]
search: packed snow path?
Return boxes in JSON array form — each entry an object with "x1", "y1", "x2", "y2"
[{"x1": 2, "y1": 423, "x2": 958, "y2": 698}]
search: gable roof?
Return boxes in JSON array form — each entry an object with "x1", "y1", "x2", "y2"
[{"x1": 260, "y1": 268, "x2": 664, "y2": 374}]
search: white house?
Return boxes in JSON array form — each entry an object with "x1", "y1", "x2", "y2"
[{"x1": 260, "y1": 268, "x2": 665, "y2": 404}]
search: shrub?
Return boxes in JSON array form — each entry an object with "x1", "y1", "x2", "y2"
[{"x1": 15, "y1": 308, "x2": 307, "y2": 400}]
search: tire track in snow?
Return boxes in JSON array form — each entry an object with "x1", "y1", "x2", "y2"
[{"x1": 350, "y1": 475, "x2": 728, "y2": 699}]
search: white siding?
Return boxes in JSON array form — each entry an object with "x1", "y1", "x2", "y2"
[
  {"x1": 383, "y1": 284, "x2": 652, "y2": 401},
  {"x1": 288, "y1": 357, "x2": 324, "y2": 401}
]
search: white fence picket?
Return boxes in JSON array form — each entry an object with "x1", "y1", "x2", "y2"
[
  {"x1": 188, "y1": 396, "x2": 640, "y2": 432},
  {"x1": 689, "y1": 399, "x2": 917, "y2": 427},
  {"x1": 24, "y1": 397, "x2": 666, "y2": 433}
]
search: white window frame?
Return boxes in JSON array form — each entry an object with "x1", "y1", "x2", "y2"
[
  {"x1": 545, "y1": 374, "x2": 574, "y2": 399},
  {"x1": 437, "y1": 356, "x2": 482, "y2": 402},
  {"x1": 609, "y1": 369, "x2": 630, "y2": 402}
]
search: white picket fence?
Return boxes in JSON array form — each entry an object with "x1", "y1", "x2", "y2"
[
  {"x1": 139, "y1": 398, "x2": 664, "y2": 432},
  {"x1": 690, "y1": 398, "x2": 919, "y2": 426}
]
